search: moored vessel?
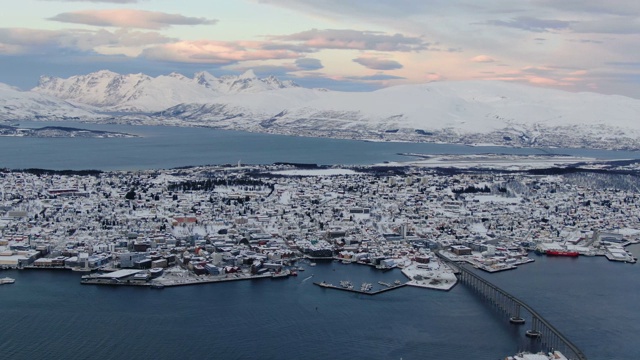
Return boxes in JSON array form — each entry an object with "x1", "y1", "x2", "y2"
[
  {"x1": 545, "y1": 250, "x2": 579, "y2": 257},
  {"x1": 1, "y1": 277, "x2": 16, "y2": 285}
]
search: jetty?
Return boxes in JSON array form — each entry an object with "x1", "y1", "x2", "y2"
[
  {"x1": 313, "y1": 281, "x2": 406, "y2": 296},
  {"x1": 81, "y1": 270, "x2": 274, "y2": 288}
]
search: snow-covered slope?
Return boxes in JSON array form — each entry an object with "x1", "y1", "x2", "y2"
[
  {"x1": 33, "y1": 70, "x2": 298, "y2": 112},
  {"x1": 155, "y1": 80, "x2": 640, "y2": 149},
  {"x1": 8, "y1": 70, "x2": 640, "y2": 149},
  {"x1": 0, "y1": 83, "x2": 98, "y2": 121}
]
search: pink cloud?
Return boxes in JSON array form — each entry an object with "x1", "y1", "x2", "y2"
[
  {"x1": 49, "y1": 9, "x2": 216, "y2": 29},
  {"x1": 141, "y1": 40, "x2": 301, "y2": 64},
  {"x1": 470, "y1": 55, "x2": 496, "y2": 63}
]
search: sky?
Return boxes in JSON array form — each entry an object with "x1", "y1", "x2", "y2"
[{"x1": 2, "y1": 0, "x2": 640, "y2": 97}]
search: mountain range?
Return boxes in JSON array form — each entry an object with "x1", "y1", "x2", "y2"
[{"x1": 1, "y1": 70, "x2": 639, "y2": 150}]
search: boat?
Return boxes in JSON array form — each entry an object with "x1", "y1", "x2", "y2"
[
  {"x1": 360, "y1": 282, "x2": 372, "y2": 292},
  {"x1": 150, "y1": 283, "x2": 165, "y2": 289},
  {"x1": 545, "y1": 250, "x2": 579, "y2": 257},
  {"x1": 1, "y1": 277, "x2": 15, "y2": 285},
  {"x1": 525, "y1": 329, "x2": 542, "y2": 338},
  {"x1": 339, "y1": 280, "x2": 353, "y2": 289},
  {"x1": 509, "y1": 316, "x2": 525, "y2": 324},
  {"x1": 506, "y1": 351, "x2": 568, "y2": 360},
  {"x1": 271, "y1": 270, "x2": 290, "y2": 279},
  {"x1": 309, "y1": 262, "x2": 316, "y2": 267}
]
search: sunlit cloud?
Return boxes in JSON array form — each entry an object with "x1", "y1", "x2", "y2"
[
  {"x1": 49, "y1": 9, "x2": 217, "y2": 30},
  {"x1": 471, "y1": 55, "x2": 496, "y2": 63},
  {"x1": 141, "y1": 40, "x2": 300, "y2": 64}
]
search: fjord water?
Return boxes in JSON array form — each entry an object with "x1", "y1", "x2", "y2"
[
  {"x1": 2, "y1": 263, "x2": 518, "y2": 360},
  {"x1": 2, "y1": 121, "x2": 640, "y2": 170},
  {"x1": 2, "y1": 253, "x2": 639, "y2": 360},
  {"x1": 2, "y1": 122, "x2": 640, "y2": 359}
]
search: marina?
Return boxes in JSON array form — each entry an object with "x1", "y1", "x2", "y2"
[
  {"x1": 314, "y1": 280, "x2": 406, "y2": 295},
  {"x1": 80, "y1": 269, "x2": 276, "y2": 288}
]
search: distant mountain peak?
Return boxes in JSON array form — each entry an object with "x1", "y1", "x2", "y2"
[
  {"x1": 32, "y1": 70, "x2": 299, "y2": 112},
  {"x1": 239, "y1": 69, "x2": 257, "y2": 80}
]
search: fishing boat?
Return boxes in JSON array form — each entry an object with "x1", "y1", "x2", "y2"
[{"x1": 1, "y1": 277, "x2": 15, "y2": 285}]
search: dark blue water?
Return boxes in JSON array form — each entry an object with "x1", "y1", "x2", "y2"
[
  {"x1": 2, "y1": 253, "x2": 638, "y2": 360},
  {"x1": 2, "y1": 122, "x2": 639, "y2": 359},
  {"x1": 2, "y1": 262, "x2": 517, "y2": 360},
  {"x1": 483, "y1": 244, "x2": 640, "y2": 360},
  {"x1": 1, "y1": 121, "x2": 640, "y2": 170}
]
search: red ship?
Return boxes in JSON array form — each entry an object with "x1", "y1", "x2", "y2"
[{"x1": 545, "y1": 249, "x2": 579, "y2": 257}]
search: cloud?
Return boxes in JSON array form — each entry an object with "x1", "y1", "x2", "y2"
[
  {"x1": 346, "y1": 73, "x2": 406, "y2": 81},
  {"x1": 425, "y1": 73, "x2": 444, "y2": 82},
  {"x1": 141, "y1": 40, "x2": 300, "y2": 64},
  {"x1": 258, "y1": 43, "x2": 316, "y2": 53},
  {"x1": 571, "y1": 18, "x2": 640, "y2": 34},
  {"x1": 271, "y1": 29, "x2": 429, "y2": 52},
  {"x1": 566, "y1": 38, "x2": 603, "y2": 44},
  {"x1": 470, "y1": 55, "x2": 496, "y2": 63},
  {"x1": 40, "y1": 0, "x2": 140, "y2": 3},
  {"x1": 533, "y1": 0, "x2": 640, "y2": 16},
  {"x1": 352, "y1": 56, "x2": 403, "y2": 70},
  {"x1": 485, "y1": 16, "x2": 572, "y2": 32},
  {"x1": 606, "y1": 62, "x2": 640, "y2": 68},
  {"x1": 0, "y1": 27, "x2": 173, "y2": 55},
  {"x1": 231, "y1": 58, "x2": 324, "y2": 75},
  {"x1": 482, "y1": 65, "x2": 592, "y2": 89},
  {"x1": 295, "y1": 58, "x2": 323, "y2": 71},
  {"x1": 49, "y1": 9, "x2": 217, "y2": 30}
]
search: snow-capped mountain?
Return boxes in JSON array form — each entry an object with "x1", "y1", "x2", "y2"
[
  {"x1": 153, "y1": 80, "x2": 640, "y2": 149},
  {"x1": 33, "y1": 70, "x2": 298, "y2": 112},
  {"x1": 3, "y1": 70, "x2": 640, "y2": 149},
  {"x1": 0, "y1": 83, "x2": 99, "y2": 121}
]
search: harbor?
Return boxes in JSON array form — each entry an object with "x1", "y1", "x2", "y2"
[
  {"x1": 313, "y1": 280, "x2": 406, "y2": 295},
  {"x1": 80, "y1": 267, "x2": 279, "y2": 288}
]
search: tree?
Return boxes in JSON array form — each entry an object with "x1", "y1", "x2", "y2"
[{"x1": 125, "y1": 189, "x2": 136, "y2": 200}]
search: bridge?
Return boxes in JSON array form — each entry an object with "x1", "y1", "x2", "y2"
[{"x1": 437, "y1": 253, "x2": 587, "y2": 360}]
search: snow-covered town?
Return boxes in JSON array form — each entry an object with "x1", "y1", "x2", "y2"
[{"x1": 1, "y1": 162, "x2": 638, "y2": 290}]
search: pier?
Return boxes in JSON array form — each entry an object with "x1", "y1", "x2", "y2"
[
  {"x1": 437, "y1": 253, "x2": 587, "y2": 360},
  {"x1": 313, "y1": 281, "x2": 406, "y2": 295}
]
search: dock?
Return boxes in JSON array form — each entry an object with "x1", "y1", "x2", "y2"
[
  {"x1": 81, "y1": 272, "x2": 274, "y2": 288},
  {"x1": 313, "y1": 281, "x2": 406, "y2": 295}
]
